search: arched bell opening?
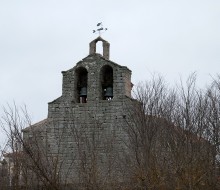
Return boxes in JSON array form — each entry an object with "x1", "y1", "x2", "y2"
[
  {"x1": 75, "y1": 67, "x2": 88, "y2": 103},
  {"x1": 100, "y1": 65, "x2": 113, "y2": 100}
]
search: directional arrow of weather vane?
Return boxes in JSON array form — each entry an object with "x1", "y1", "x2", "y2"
[{"x1": 93, "y1": 22, "x2": 108, "y2": 36}]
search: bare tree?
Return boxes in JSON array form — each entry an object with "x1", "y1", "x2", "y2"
[
  {"x1": 122, "y1": 74, "x2": 218, "y2": 189},
  {"x1": 0, "y1": 105, "x2": 76, "y2": 190}
]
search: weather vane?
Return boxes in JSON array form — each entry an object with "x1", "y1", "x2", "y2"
[{"x1": 93, "y1": 22, "x2": 107, "y2": 36}]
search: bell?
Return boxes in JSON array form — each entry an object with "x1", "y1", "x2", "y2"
[
  {"x1": 80, "y1": 87, "x2": 87, "y2": 96},
  {"x1": 104, "y1": 87, "x2": 113, "y2": 97}
]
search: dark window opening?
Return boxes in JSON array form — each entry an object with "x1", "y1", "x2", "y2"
[
  {"x1": 76, "y1": 67, "x2": 88, "y2": 103},
  {"x1": 101, "y1": 65, "x2": 113, "y2": 100}
]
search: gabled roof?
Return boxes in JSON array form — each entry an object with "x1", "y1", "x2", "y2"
[
  {"x1": 22, "y1": 119, "x2": 48, "y2": 132},
  {"x1": 62, "y1": 53, "x2": 131, "y2": 74}
]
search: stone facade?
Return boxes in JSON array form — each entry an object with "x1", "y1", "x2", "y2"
[{"x1": 23, "y1": 37, "x2": 135, "y2": 184}]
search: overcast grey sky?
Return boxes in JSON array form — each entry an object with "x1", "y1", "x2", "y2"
[{"x1": 0, "y1": 0, "x2": 220, "y2": 144}]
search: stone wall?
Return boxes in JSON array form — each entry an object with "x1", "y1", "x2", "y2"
[{"x1": 58, "y1": 54, "x2": 131, "y2": 104}]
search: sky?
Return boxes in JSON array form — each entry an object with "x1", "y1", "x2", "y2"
[{"x1": 0, "y1": 0, "x2": 220, "y2": 144}]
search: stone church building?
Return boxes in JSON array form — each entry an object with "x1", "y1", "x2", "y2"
[
  {"x1": 22, "y1": 36, "x2": 136, "y2": 186},
  {"x1": 20, "y1": 36, "x2": 215, "y2": 189}
]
